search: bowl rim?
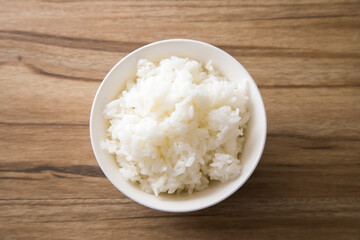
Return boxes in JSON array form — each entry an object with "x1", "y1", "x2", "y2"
[{"x1": 89, "y1": 39, "x2": 267, "y2": 212}]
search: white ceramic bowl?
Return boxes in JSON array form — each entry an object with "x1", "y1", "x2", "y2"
[{"x1": 90, "y1": 39, "x2": 266, "y2": 212}]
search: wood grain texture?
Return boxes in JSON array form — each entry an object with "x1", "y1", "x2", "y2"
[{"x1": 0, "y1": 0, "x2": 360, "y2": 239}]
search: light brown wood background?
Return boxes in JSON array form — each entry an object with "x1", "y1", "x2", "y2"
[{"x1": 1, "y1": 0, "x2": 360, "y2": 239}]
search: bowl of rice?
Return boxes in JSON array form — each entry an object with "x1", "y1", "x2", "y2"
[{"x1": 90, "y1": 39, "x2": 266, "y2": 212}]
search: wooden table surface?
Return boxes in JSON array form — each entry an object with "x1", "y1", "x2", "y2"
[{"x1": 1, "y1": 0, "x2": 360, "y2": 239}]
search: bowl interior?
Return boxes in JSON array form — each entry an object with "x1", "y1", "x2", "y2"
[{"x1": 90, "y1": 39, "x2": 266, "y2": 212}]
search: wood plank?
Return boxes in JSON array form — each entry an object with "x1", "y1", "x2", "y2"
[
  {"x1": 1, "y1": 39, "x2": 359, "y2": 87},
  {"x1": 0, "y1": 1, "x2": 358, "y2": 54},
  {"x1": 1, "y1": 197, "x2": 359, "y2": 223},
  {"x1": 1, "y1": 62, "x2": 359, "y2": 137},
  {"x1": 0, "y1": 197, "x2": 359, "y2": 239},
  {"x1": 1, "y1": 125, "x2": 359, "y2": 199}
]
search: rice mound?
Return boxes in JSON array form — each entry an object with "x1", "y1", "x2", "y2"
[{"x1": 102, "y1": 56, "x2": 250, "y2": 195}]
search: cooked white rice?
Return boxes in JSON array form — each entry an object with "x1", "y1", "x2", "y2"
[{"x1": 102, "y1": 56, "x2": 250, "y2": 195}]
